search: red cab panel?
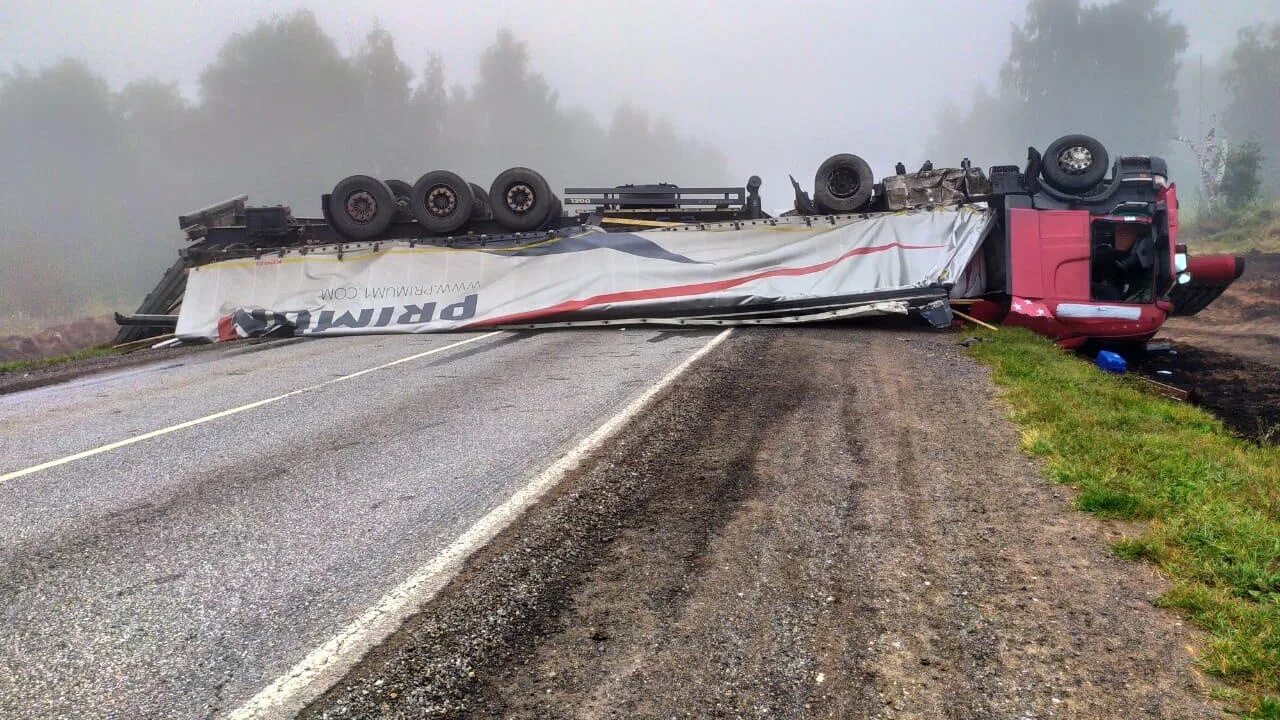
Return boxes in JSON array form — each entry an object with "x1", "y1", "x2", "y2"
[{"x1": 1007, "y1": 208, "x2": 1091, "y2": 301}]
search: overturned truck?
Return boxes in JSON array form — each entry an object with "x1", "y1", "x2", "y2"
[{"x1": 118, "y1": 134, "x2": 1243, "y2": 347}]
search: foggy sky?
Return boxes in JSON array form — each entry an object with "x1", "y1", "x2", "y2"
[{"x1": 4, "y1": 0, "x2": 1277, "y2": 210}]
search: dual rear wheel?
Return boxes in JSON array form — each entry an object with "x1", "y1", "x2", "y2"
[
  {"x1": 329, "y1": 166, "x2": 560, "y2": 239},
  {"x1": 329, "y1": 175, "x2": 397, "y2": 240},
  {"x1": 488, "y1": 167, "x2": 558, "y2": 232},
  {"x1": 410, "y1": 170, "x2": 474, "y2": 234}
]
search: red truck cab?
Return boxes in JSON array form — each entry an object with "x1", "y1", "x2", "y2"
[{"x1": 974, "y1": 143, "x2": 1243, "y2": 347}]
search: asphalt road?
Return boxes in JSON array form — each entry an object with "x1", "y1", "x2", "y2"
[
  {"x1": 302, "y1": 326, "x2": 1220, "y2": 720},
  {"x1": 0, "y1": 328, "x2": 721, "y2": 719}
]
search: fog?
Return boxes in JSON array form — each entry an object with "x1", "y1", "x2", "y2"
[{"x1": 1, "y1": 0, "x2": 1278, "y2": 332}]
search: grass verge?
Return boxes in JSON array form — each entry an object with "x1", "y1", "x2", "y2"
[
  {"x1": 967, "y1": 328, "x2": 1280, "y2": 719},
  {"x1": 0, "y1": 345, "x2": 117, "y2": 374}
]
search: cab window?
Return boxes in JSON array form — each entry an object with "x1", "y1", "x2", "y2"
[{"x1": 1090, "y1": 220, "x2": 1155, "y2": 302}]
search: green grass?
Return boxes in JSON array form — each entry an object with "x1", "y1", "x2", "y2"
[
  {"x1": 0, "y1": 344, "x2": 116, "y2": 374},
  {"x1": 967, "y1": 328, "x2": 1280, "y2": 718},
  {"x1": 1182, "y1": 200, "x2": 1280, "y2": 254}
]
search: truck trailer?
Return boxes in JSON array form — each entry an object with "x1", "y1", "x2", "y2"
[{"x1": 116, "y1": 134, "x2": 1242, "y2": 347}]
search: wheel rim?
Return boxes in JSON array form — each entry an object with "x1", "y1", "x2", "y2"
[
  {"x1": 344, "y1": 190, "x2": 378, "y2": 224},
  {"x1": 1058, "y1": 146, "x2": 1094, "y2": 175},
  {"x1": 505, "y1": 183, "x2": 535, "y2": 214},
  {"x1": 826, "y1": 166, "x2": 861, "y2": 199},
  {"x1": 426, "y1": 185, "x2": 458, "y2": 218}
]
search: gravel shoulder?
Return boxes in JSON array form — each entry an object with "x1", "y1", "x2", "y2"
[{"x1": 303, "y1": 325, "x2": 1222, "y2": 719}]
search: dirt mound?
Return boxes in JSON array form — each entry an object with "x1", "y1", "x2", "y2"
[
  {"x1": 0, "y1": 315, "x2": 118, "y2": 363},
  {"x1": 1162, "y1": 252, "x2": 1280, "y2": 368}
]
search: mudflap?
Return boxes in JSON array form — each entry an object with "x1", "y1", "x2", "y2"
[{"x1": 917, "y1": 299, "x2": 954, "y2": 329}]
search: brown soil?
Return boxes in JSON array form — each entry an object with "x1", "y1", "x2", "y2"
[
  {"x1": 1161, "y1": 252, "x2": 1280, "y2": 368},
  {"x1": 1141, "y1": 251, "x2": 1280, "y2": 444},
  {"x1": 1133, "y1": 342, "x2": 1280, "y2": 444},
  {"x1": 0, "y1": 314, "x2": 120, "y2": 363},
  {"x1": 304, "y1": 326, "x2": 1222, "y2": 720}
]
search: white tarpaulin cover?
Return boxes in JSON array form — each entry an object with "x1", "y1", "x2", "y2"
[{"x1": 176, "y1": 206, "x2": 993, "y2": 341}]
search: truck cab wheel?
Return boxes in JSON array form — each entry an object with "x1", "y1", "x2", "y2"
[
  {"x1": 410, "y1": 170, "x2": 475, "y2": 234},
  {"x1": 814, "y1": 153, "x2": 874, "y2": 213},
  {"x1": 329, "y1": 175, "x2": 396, "y2": 240},
  {"x1": 490, "y1": 167, "x2": 554, "y2": 232},
  {"x1": 1041, "y1": 134, "x2": 1109, "y2": 193},
  {"x1": 384, "y1": 179, "x2": 414, "y2": 222}
]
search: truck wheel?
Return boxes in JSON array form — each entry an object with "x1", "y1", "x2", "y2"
[
  {"x1": 411, "y1": 170, "x2": 475, "y2": 234},
  {"x1": 469, "y1": 182, "x2": 493, "y2": 221},
  {"x1": 1041, "y1": 134, "x2": 1109, "y2": 193},
  {"x1": 385, "y1": 179, "x2": 413, "y2": 222},
  {"x1": 539, "y1": 195, "x2": 563, "y2": 230},
  {"x1": 490, "y1": 167, "x2": 554, "y2": 232},
  {"x1": 330, "y1": 175, "x2": 396, "y2": 240},
  {"x1": 814, "y1": 153, "x2": 874, "y2": 213}
]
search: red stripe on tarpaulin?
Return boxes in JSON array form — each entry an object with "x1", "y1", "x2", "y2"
[
  {"x1": 465, "y1": 241, "x2": 944, "y2": 327},
  {"x1": 216, "y1": 314, "x2": 237, "y2": 342}
]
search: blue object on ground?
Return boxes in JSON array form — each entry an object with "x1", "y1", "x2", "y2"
[{"x1": 1095, "y1": 350, "x2": 1127, "y2": 374}]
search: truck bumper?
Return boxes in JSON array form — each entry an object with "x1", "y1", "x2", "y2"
[{"x1": 1002, "y1": 296, "x2": 1168, "y2": 347}]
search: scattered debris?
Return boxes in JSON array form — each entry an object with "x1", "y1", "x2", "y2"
[
  {"x1": 1131, "y1": 375, "x2": 1190, "y2": 402},
  {"x1": 1094, "y1": 350, "x2": 1127, "y2": 374},
  {"x1": 953, "y1": 310, "x2": 999, "y2": 332}
]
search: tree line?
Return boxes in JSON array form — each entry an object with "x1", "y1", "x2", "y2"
[
  {"x1": 0, "y1": 12, "x2": 728, "y2": 332},
  {"x1": 926, "y1": 0, "x2": 1279, "y2": 212}
]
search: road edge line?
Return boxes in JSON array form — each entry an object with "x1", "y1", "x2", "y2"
[
  {"x1": 225, "y1": 327, "x2": 734, "y2": 720},
  {"x1": 0, "y1": 332, "x2": 504, "y2": 484}
]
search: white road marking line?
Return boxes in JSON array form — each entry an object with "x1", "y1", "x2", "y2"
[
  {"x1": 225, "y1": 327, "x2": 734, "y2": 720},
  {"x1": 0, "y1": 332, "x2": 504, "y2": 484}
]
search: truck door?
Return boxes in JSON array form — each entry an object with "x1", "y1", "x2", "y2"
[{"x1": 1006, "y1": 208, "x2": 1091, "y2": 301}]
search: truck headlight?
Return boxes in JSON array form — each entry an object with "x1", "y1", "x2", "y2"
[
  {"x1": 1177, "y1": 272, "x2": 1192, "y2": 285},
  {"x1": 1175, "y1": 252, "x2": 1188, "y2": 272}
]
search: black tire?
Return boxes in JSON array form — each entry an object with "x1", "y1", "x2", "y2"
[
  {"x1": 538, "y1": 195, "x2": 563, "y2": 230},
  {"x1": 1041, "y1": 134, "x2": 1109, "y2": 193},
  {"x1": 410, "y1": 170, "x2": 475, "y2": 234},
  {"x1": 469, "y1": 182, "x2": 493, "y2": 221},
  {"x1": 814, "y1": 153, "x2": 874, "y2": 213},
  {"x1": 385, "y1": 179, "x2": 413, "y2": 222},
  {"x1": 489, "y1": 167, "x2": 554, "y2": 232},
  {"x1": 329, "y1": 175, "x2": 396, "y2": 240}
]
